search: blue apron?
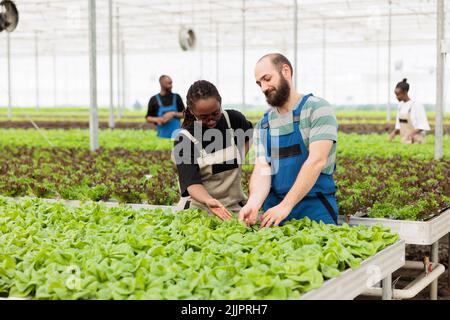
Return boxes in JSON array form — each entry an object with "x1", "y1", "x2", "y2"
[
  {"x1": 260, "y1": 94, "x2": 338, "y2": 225},
  {"x1": 156, "y1": 94, "x2": 181, "y2": 139}
]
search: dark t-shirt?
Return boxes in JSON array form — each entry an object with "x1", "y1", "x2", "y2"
[
  {"x1": 173, "y1": 110, "x2": 253, "y2": 197},
  {"x1": 146, "y1": 93, "x2": 185, "y2": 118}
]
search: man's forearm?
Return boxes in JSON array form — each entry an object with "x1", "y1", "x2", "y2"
[
  {"x1": 174, "y1": 112, "x2": 184, "y2": 119},
  {"x1": 146, "y1": 116, "x2": 161, "y2": 124},
  {"x1": 282, "y1": 158, "x2": 325, "y2": 209},
  {"x1": 247, "y1": 159, "x2": 271, "y2": 207}
]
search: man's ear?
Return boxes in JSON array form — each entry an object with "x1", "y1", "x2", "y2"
[{"x1": 281, "y1": 64, "x2": 291, "y2": 79}]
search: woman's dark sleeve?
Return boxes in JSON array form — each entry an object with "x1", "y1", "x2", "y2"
[{"x1": 173, "y1": 134, "x2": 202, "y2": 197}]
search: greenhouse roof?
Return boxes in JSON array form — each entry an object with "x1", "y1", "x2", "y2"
[{"x1": 5, "y1": 0, "x2": 449, "y2": 56}]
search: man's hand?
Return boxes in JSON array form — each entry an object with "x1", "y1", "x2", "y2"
[
  {"x1": 238, "y1": 203, "x2": 260, "y2": 225},
  {"x1": 154, "y1": 117, "x2": 164, "y2": 126},
  {"x1": 260, "y1": 202, "x2": 293, "y2": 228},
  {"x1": 162, "y1": 112, "x2": 175, "y2": 124},
  {"x1": 205, "y1": 198, "x2": 233, "y2": 221}
]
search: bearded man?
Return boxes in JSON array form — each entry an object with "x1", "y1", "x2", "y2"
[{"x1": 239, "y1": 53, "x2": 339, "y2": 227}]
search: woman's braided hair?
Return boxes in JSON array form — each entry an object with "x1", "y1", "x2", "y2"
[{"x1": 183, "y1": 80, "x2": 222, "y2": 128}]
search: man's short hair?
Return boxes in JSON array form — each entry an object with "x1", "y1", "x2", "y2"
[
  {"x1": 159, "y1": 75, "x2": 169, "y2": 83},
  {"x1": 258, "y1": 53, "x2": 293, "y2": 78}
]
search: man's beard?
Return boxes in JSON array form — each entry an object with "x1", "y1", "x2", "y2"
[{"x1": 265, "y1": 76, "x2": 290, "y2": 107}]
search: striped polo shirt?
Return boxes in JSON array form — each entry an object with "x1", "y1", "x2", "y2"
[{"x1": 253, "y1": 95, "x2": 338, "y2": 175}]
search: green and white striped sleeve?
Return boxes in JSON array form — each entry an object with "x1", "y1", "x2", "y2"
[
  {"x1": 305, "y1": 97, "x2": 338, "y2": 175},
  {"x1": 309, "y1": 99, "x2": 338, "y2": 144}
]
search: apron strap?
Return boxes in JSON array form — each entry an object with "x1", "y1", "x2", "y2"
[
  {"x1": 223, "y1": 110, "x2": 232, "y2": 130},
  {"x1": 156, "y1": 94, "x2": 163, "y2": 107},
  {"x1": 222, "y1": 110, "x2": 237, "y2": 140},
  {"x1": 316, "y1": 192, "x2": 338, "y2": 224},
  {"x1": 172, "y1": 94, "x2": 177, "y2": 106}
]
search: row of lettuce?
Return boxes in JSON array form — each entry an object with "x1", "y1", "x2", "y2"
[{"x1": 0, "y1": 197, "x2": 399, "y2": 299}]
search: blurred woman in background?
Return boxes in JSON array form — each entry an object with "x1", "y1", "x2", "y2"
[{"x1": 389, "y1": 79, "x2": 430, "y2": 144}]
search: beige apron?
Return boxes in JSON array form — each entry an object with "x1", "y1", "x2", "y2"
[
  {"x1": 399, "y1": 102, "x2": 425, "y2": 144},
  {"x1": 176, "y1": 111, "x2": 247, "y2": 215}
]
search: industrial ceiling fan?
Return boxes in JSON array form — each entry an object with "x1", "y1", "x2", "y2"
[
  {"x1": 0, "y1": 0, "x2": 19, "y2": 33},
  {"x1": 178, "y1": 26, "x2": 196, "y2": 51}
]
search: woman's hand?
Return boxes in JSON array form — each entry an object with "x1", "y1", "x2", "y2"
[
  {"x1": 205, "y1": 198, "x2": 233, "y2": 221},
  {"x1": 388, "y1": 131, "x2": 396, "y2": 141},
  {"x1": 388, "y1": 129, "x2": 400, "y2": 141}
]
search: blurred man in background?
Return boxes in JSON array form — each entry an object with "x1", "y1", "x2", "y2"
[{"x1": 146, "y1": 75, "x2": 185, "y2": 139}]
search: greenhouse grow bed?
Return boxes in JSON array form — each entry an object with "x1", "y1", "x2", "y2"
[
  {"x1": 0, "y1": 240, "x2": 405, "y2": 301},
  {"x1": 338, "y1": 207, "x2": 450, "y2": 300},
  {"x1": 301, "y1": 239, "x2": 405, "y2": 300},
  {"x1": 338, "y1": 208, "x2": 450, "y2": 245}
]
